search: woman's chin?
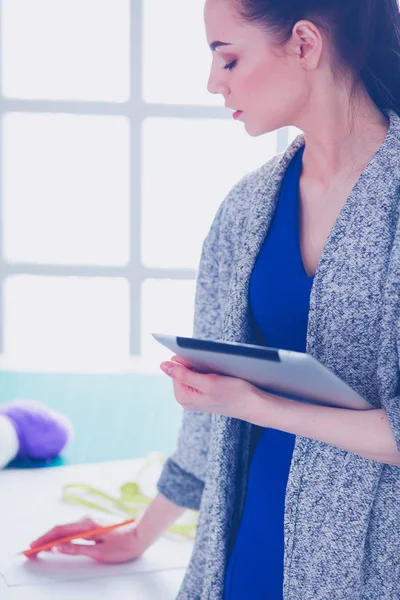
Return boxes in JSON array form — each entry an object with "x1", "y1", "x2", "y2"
[{"x1": 243, "y1": 122, "x2": 271, "y2": 137}]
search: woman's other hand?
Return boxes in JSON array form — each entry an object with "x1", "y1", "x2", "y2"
[{"x1": 27, "y1": 516, "x2": 143, "y2": 564}]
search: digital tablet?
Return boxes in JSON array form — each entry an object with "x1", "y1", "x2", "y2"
[{"x1": 152, "y1": 333, "x2": 372, "y2": 411}]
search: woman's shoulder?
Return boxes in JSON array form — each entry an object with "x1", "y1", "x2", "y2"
[
  {"x1": 199, "y1": 137, "x2": 308, "y2": 268},
  {"x1": 205, "y1": 134, "x2": 305, "y2": 247},
  {"x1": 228, "y1": 154, "x2": 281, "y2": 202},
  {"x1": 217, "y1": 153, "x2": 282, "y2": 225},
  {"x1": 198, "y1": 154, "x2": 285, "y2": 265}
]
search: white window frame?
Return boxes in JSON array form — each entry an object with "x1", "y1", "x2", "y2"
[{"x1": 0, "y1": 0, "x2": 290, "y2": 372}]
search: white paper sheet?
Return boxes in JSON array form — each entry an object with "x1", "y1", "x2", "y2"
[{"x1": 2, "y1": 569, "x2": 186, "y2": 600}]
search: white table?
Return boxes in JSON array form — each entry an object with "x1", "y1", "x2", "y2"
[{"x1": 0, "y1": 459, "x2": 193, "y2": 599}]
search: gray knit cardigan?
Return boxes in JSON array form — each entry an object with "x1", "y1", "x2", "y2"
[{"x1": 157, "y1": 109, "x2": 400, "y2": 600}]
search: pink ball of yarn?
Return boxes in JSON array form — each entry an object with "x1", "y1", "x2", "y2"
[{"x1": 0, "y1": 399, "x2": 73, "y2": 462}]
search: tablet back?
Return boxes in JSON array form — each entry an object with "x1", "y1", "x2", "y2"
[{"x1": 153, "y1": 333, "x2": 372, "y2": 411}]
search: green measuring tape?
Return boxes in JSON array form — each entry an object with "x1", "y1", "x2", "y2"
[{"x1": 61, "y1": 454, "x2": 198, "y2": 539}]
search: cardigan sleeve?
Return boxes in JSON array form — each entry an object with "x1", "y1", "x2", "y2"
[
  {"x1": 156, "y1": 201, "x2": 225, "y2": 510},
  {"x1": 156, "y1": 157, "x2": 280, "y2": 510},
  {"x1": 384, "y1": 318, "x2": 400, "y2": 452},
  {"x1": 381, "y1": 226, "x2": 400, "y2": 453},
  {"x1": 384, "y1": 393, "x2": 400, "y2": 452}
]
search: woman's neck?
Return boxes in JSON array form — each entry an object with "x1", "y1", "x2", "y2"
[{"x1": 296, "y1": 85, "x2": 389, "y2": 187}]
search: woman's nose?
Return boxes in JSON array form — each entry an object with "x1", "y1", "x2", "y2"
[{"x1": 207, "y1": 67, "x2": 229, "y2": 96}]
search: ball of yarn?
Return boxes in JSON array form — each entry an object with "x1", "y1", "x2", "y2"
[
  {"x1": 0, "y1": 414, "x2": 20, "y2": 468},
  {"x1": 0, "y1": 399, "x2": 73, "y2": 462}
]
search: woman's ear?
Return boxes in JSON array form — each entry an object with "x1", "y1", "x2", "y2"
[{"x1": 289, "y1": 20, "x2": 324, "y2": 71}]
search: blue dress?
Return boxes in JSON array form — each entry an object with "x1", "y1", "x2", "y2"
[{"x1": 224, "y1": 145, "x2": 314, "y2": 599}]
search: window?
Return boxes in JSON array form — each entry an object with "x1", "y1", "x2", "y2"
[{"x1": 0, "y1": 0, "x2": 301, "y2": 373}]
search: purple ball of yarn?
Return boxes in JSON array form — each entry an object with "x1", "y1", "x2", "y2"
[{"x1": 0, "y1": 399, "x2": 73, "y2": 461}]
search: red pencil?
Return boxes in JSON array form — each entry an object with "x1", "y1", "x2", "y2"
[{"x1": 20, "y1": 518, "x2": 135, "y2": 557}]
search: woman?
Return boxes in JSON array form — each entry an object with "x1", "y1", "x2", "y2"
[{"x1": 29, "y1": 0, "x2": 400, "y2": 598}]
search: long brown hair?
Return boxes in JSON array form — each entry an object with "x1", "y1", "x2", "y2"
[{"x1": 234, "y1": 0, "x2": 400, "y2": 114}]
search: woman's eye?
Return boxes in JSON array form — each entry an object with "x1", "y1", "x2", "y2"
[{"x1": 222, "y1": 60, "x2": 237, "y2": 71}]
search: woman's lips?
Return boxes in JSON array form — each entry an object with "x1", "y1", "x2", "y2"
[{"x1": 233, "y1": 110, "x2": 243, "y2": 120}]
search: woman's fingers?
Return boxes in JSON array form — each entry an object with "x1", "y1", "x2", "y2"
[
  {"x1": 170, "y1": 355, "x2": 193, "y2": 368},
  {"x1": 54, "y1": 542, "x2": 103, "y2": 561},
  {"x1": 29, "y1": 516, "x2": 102, "y2": 549},
  {"x1": 28, "y1": 521, "x2": 141, "y2": 564}
]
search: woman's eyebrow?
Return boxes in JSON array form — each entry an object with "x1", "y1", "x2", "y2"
[{"x1": 209, "y1": 41, "x2": 232, "y2": 51}]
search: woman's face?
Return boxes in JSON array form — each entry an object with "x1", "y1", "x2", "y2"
[{"x1": 204, "y1": 0, "x2": 312, "y2": 136}]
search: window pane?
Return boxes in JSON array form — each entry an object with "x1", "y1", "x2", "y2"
[
  {"x1": 143, "y1": 0, "x2": 219, "y2": 106},
  {"x1": 141, "y1": 279, "x2": 196, "y2": 368},
  {"x1": 3, "y1": 113, "x2": 130, "y2": 266},
  {"x1": 3, "y1": 276, "x2": 130, "y2": 366},
  {"x1": 1, "y1": 0, "x2": 130, "y2": 102},
  {"x1": 142, "y1": 118, "x2": 277, "y2": 269}
]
